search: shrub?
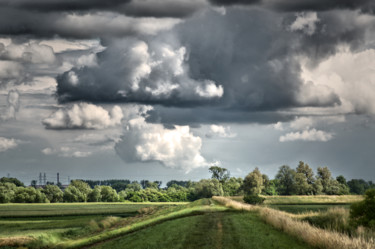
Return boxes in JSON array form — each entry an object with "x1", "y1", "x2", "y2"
[
  {"x1": 350, "y1": 188, "x2": 375, "y2": 228},
  {"x1": 243, "y1": 194, "x2": 265, "y2": 205}
]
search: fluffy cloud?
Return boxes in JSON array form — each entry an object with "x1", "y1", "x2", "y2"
[
  {"x1": 57, "y1": 39, "x2": 224, "y2": 105},
  {"x1": 42, "y1": 103, "x2": 123, "y2": 129},
  {"x1": 0, "y1": 41, "x2": 55, "y2": 63},
  {"x1": 206, "y1": 124, "x2": 236, "y2": 138},
  {"x1": 301, "y1": 48, "x2": 375, "y2": 114},
  {"x1": 290, "y1": 12, "x2": 319, "y2": 35},
  {"x1": 115, "y1": 116, "x2": 211, "y2": 172},
  {"x1": 279, "y1": 128, "x2": 333, "y2": 142},
  {"x1": 0, "y1": 137, "x2": 18, "y2": 152}
]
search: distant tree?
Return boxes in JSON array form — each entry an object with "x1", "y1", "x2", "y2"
[
  {"x1": 126, "y1": 182, "x2": 142, "y2": 191},
  {"x1": 243, "y1": 168, "x2": 264, "y2": 195},
  {"x1": 100, "y1": 186, "x2": 119, "y2": 202},
  {"x1": 347, "y1": 179, "x2": 371, "y2": 195},
  {"x1": 14, "y1": 187, "x2": 48, "y2": 203},
  {"x1": 313, "y1": 178, "x2": 324, "y2": 195},
  {"x1": 294, "y1": 172, "x2": 311, "y2": 195},
  {"x1": 194, "y1": 179, "x2": 224, "y2": 198},
  {"x1": 296, "y1": 161, "x2": 315, "y2": 184},
  {"x1": 0, "y1": 177, "x2": 24, "y2": 187},
  {"x1": 262, "y1": 179, "x2": 278, "y2": 196},
  {"x1": 0, "y1": 182, "x2": 17, "y2": 203},
  {"x1": 69, "y1": 180, "x2": 92, "y2": 201},
  {"x1": 88, "y1": 186, "x2": 102, "y2": 202},
  {"x1": 316, "y1": 167, "x2": 332, "y2": 194},
  {"x1": 42, "y1": 184, "x2": 63, "y2": 203},
  {"x1": 209, "y1": 166, "x2": 230, "y2": 183},
  {"x1": 336, "y1": 175, "x2": 347, "y2": 185},
  {"x1": 30, "y1": 180, "x2": 37, "y2": 188},
  {"x1": 166, "y1": 180, "x2": 190, "y2": 188},
  {"x1": 222, "y1": 177, "x2": 243, "y2": 196},
  {"x1": 63, "y1": 186, "x2": 86, "y2": 202},
  {"x1": 276, "y1": 165, "x2": 296, "y2": 195},
  {"x1": 140, "y1": 180, "x2": 149, "y2": 189}
]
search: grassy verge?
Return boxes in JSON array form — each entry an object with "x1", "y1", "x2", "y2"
[
  {"x1": 214, "y1": 196, "x2": 374, "y2": 249},
  {"x1": 57, "y1": 201, "x2": 227, "y2": 249},
  {"x1": 0, "y1": 202, "x2": 187, "y2": 218}
]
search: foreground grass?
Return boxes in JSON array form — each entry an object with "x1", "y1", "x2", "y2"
[
  {"x1": 91, "y1": 211, "x2": 314, "y2": 249},
  {"x1": 0, "y1": 202, "x2": 187, "y2": 218},
  {"x1": 57, "y1": 200, "x2": 226, "y2": 249},
  {"x1": 214, "y1": 196, "x2": 375, "y2": 249}
]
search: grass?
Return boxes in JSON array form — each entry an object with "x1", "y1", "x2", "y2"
[
  {"x1": 0, "y1": 202, "x2": 187, "y2": 218},
  {"x1": 91, "y1": 211, "x2": 315, "y2": 249},
  {"x1": 230, "y1": 195, "x2": 363, "y2": 205},
  {"x1": 270, "y1": 204, "x2": 350, "y2": 214},
  {"x1": 214, "y1": 196, "x2": 375, "y2": 249}
]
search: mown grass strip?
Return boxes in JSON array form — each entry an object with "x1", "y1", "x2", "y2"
[
  {"x1": 213, "y1": 196, "x2": 375, "y2": 249},
  {"x1": 56, "y1": 205, "x2": 228, "y2": 249}
]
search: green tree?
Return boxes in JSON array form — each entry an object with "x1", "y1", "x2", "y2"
[
  {"x1": 209, "y1": 166, "x2": 230, "y2": 183},
  {"x1": 294, "y1": 172, "x2": 311, "y2": 195},
  {"x1": 0, "y1": 182, "x2": 17, "y2": 203},
  {"x1": 63, "y1": 186, "x2": 86, "y2": 202},
  {"x1": 316, "y1": 167, "x2": 332, "y2": 194},
  {"x1": 88, "y1": 186, "x2": 102, "y2": 202},
  {"x1": 350, "y1": 189, "x2": 375, "y2": 228},
  {"x1": 276, "y1": 165, "x2": 296, "y2": 195},
  {"x1": 100, "y1": 186, "x2": 119, "y2": 202},
  {"x1": 0, "y1": 177, "x2": 24, "y2": 187},
  {"x1": 222, "y1": 177, "x2": 243, "y2": 196},
  {"x1": 14, "y1": 187, "x2": 48, "y2": 203},
  {"x1": 296, "y1": 161, "x2": 315, "y2": 184},
  {"x1": 69, "y1": 180, "x2": 92, "y2": 201},
  {"x1": 42, "y1": 184, "x2": 63, "y2": 203},
  {"x1": 243, "y1": 168, "x2": 264, "y2": 195},
  {"x1": 194, "y1": 179, "x2": 224, "y2": 198}
]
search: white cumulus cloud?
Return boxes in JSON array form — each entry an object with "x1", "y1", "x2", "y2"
[
  {"x1": 42, "y1": 103, "x2": 123, "y2": 129},
  {"x1": 206, "y1": 124, "x2": 236, "y2": 138},
  {"x1": 279, "y1": 129, "x2": 333, "y2": 142},
  {"x1": 115, "y1": 116, "x2": 212, "y2": 172},
  {"x1": 0, "y1": 137, "x2": 18, "y2": 152}
]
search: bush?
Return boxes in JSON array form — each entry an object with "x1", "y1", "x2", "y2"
[
  {"x1": 350, "y1": 189, "x2": 375, "y2": 228},
  {"x1": 243, "y1": 194, "x2": 265, "y2": 205}
]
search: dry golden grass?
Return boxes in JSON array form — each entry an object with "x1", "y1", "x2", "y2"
[
  {"x1": 0, "y1": 236, "x2": 34, "y2": 247},
  {"x1": 213, "y1": 196, "x2": 375, "y2": 249}
]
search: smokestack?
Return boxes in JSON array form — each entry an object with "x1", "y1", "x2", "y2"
[{"x1": 57, "y1": 173, "x2": 60, "y2": 185}]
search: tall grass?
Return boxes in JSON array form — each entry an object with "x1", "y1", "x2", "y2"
[{"x1": 213, "y1": 196, "x2": 375, "y2": 249}]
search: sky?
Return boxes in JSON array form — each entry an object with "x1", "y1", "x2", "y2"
[{"x1": 1, "y1": 0, "x2": 375, "y2": 185}]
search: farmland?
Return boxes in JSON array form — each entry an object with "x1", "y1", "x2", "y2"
[{"x1": 0, "y1": 196, "x2": 373, "y2": 249}]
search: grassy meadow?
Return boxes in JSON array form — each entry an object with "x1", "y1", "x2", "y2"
[{"x1": 0, "y1": 196, "x2": 373, "y2": 249}]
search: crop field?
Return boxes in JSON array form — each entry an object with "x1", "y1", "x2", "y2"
[{"x1": 0, "y1": 196, "x2": 372, "y2": 249}]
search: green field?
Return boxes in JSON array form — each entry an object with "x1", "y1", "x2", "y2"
[
  {"x1": 0, "y1": 196, "x2": 369, "y2": 249},
  {"x1": 91, "y1": 211, "x2": 314, "y2": 249}
]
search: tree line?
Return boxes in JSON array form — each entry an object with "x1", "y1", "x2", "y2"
[{"x1": 0, "y1": 161, "x2": 374, "y2": 203}]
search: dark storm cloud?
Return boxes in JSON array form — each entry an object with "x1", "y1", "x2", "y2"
[
  {"x1": 0, "y1": 0, "x2": 207, "y2": 18},
  {"x1": 0, "y1": 0, "x2": 130, "y2": 12},
  {"x1": 263, "y1": 0, "x2": 375, "y2": 13},
  {"x1": 55, "y1": 7, "x2": 358, "y2": 116},
  {"x1": 208, "y1": 0, "x2": 260, "y2": 6},
  {"x1": 209, "y1": 0, "x2": 375, "y2": 13},
  {"x1": 0, "y1": 7, "x2": 180, "y2": 39}
]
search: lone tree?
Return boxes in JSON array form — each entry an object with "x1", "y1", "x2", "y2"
[
  {"x1": 209, "y1": 166, "x2": 230, "y2": 183},
  {"x1": 243, "y1": 167, "x2": 264, "y2": 195}
]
